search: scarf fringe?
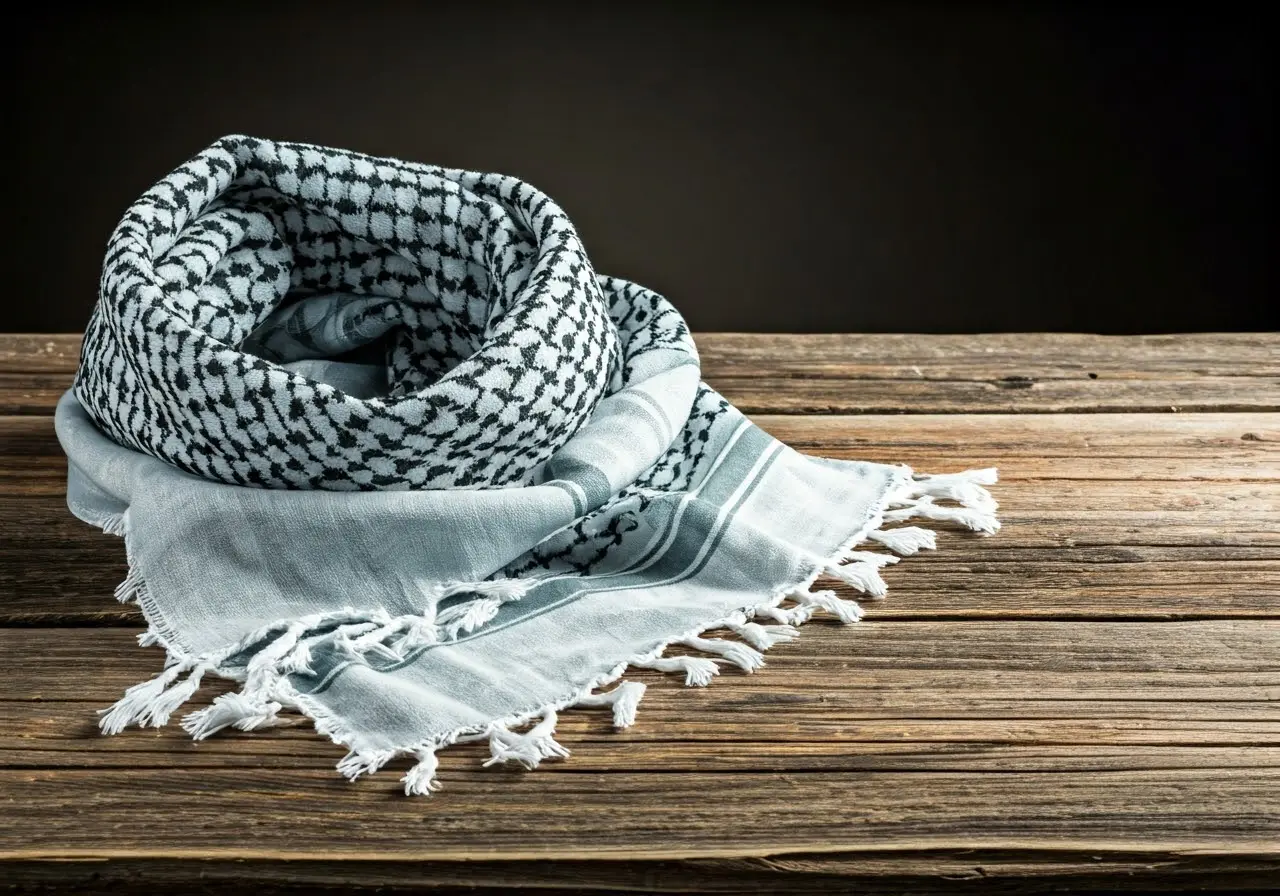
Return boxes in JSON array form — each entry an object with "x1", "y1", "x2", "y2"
[
  {"x1": 483, "y1": 710, "x2": 571, "y2": 770},
  {"x1": 97, "y1": 465, "x2": 1000, "y2": 795},
  {"x1": 726, "y1": 617, "x2": 801, "y2": 651},
  {"x1": 631, "y1": 654, "x2": 721, "y2": 687},
  {"x1": 867, "y1": 525, "x2": 936, "y2": 555},
  {"x1": 401, "y1": 748, "x2": 442, "y2": 796},
  {"x1": 572, "y1": 681, "x2": 647, "y2": 729}
]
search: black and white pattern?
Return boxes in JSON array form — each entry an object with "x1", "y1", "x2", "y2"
[
  {"x1": 61, "y1": 136, "x2": 1001, "y2": 797},
  {"x1": 76, "y1": 136, "x2": 694, "y2": 491}
]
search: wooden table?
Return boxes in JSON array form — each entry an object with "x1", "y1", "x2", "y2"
[{"x1": 2, "y1": 333, "x2": 1277, "y2": 893}]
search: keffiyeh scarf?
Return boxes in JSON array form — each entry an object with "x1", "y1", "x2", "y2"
[{"x1": 56, "y1": 136, "x2": 999, "y2": 794}]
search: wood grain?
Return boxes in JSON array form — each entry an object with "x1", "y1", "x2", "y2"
[
  {"x1": 8, "y1": 854, "x2": 1280, "y2": 896},
  {"x1": 4, "y1": 621, "x2": 1278, "y2": 772},
  {"x1": 5, "y1": 619, "x2": 1276, "y2": 701},
  {"x1": 4, "y1": 765, "x2": 1278, "y2": 860},
  {"x1": 2, "y1": 332, "x2": 1277, "y2": 892},
  {"x1": 6, "y1": 332, "x2": 1278, "y2": 415}
]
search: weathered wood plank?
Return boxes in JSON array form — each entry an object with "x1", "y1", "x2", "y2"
[
  {"x1": 4, "y1": 333, "x2": 1278, "y2": 888},
  {"x1": 11, "y1": 332, "x2": 1280, "y2": 376},
  {"x1": 7, "y1": 412, "x2": 1269, "y2": 488},
  {"x1": 5, "y1": 333, "x2": 1278, "y2": 414},
  {"x1": 698, "y1": 332, "x2": 1280, "y2": 377},
  {"x1": 7, "y1": 413, "x2": 1275, "y2": 493},
  {"x1": 4, "y1": 623, "x2": 1278, "y2": 694},
  {"x1": 9, "y1": 853, "x2": 1280, "y2": 895},
  {"x1": 8, "y1": 708, "x2": 1279, "y2": 772},
  {"x1": 10, "y1": 371, "x2": 1277, "y2": 417},
  {"x1": 5, "y1": 620, "x2": 1273, "y2": 683},
  {"x1": 7, "y1": 697, "x2": 1279, "y2": 768},
  {"x1": 3, "y1": 623, "x2": 1276, "y2": 757},
  {"x1": 760, "y1": 413, "x2": 1280, "y2": 481},
  {"x1": 716, "y1": 375, "x2": 1280, "y2": 415},
  {"x1": 3, "y1": 766, "x2": 1276, "y2": 860},
  {"x1": 0, "y1": 335, "x2": 82, "y2": 372},
  {"x1": 6, "y1": 540, "x2": 1277, "y2": 624}
]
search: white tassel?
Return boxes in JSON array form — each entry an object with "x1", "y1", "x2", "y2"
[
  {"x1": 136, "y1": 629, "x2": 162, "y2": 648},
  {"x1": 867, "y1": 526, "x2": 937, "y2": 555},
  {"x1": 483, "y1": 727, "x2": 534, "y2": 769},
  {"x1": 679, "y1": 636, "x2": 766, "y2": 672},
  {"x1": 436, "y1": 596, "x2": 502, "y2": 640},
  {"x1": 792, "y1": 588, "x2": 863, "y2": 624},
  {"x1": 181, "y1": 692, "x2": 284, "y2": 740},
  {"x1": 576, "y1": 681, "x2": 646, "y2": 729},
  {"x1": 337, "y1": 748, "x2": 398, "y2": 782},
  {"x1": 911, "y1": 468, "x2": 999, "y2": 513},
  {"x1": 245, "y1": 621, "x2": 309, "y2": 679},
  {"x1": 113, "y1": 567, "x2": 144, "y2": 603},
  {"x1": 140, "y1": 664, "x2": 208, "y2": 728},
  {"x1": 393, "y1": 615, "x2": 439, "y2": 652},
  {"x1": 344, "y1": 620, "x2": 411, "y2": 663},
  {"x1": 402, "y1": 748, "x2": 442, "y2": 795},
  {"x1": 438, "y1": 578, "x2": 531, "y2": 602},
  {"x1": 98, "y1": 662, "x2": 187, "y2": 735},
  {"x1": 632, "y1": 654, "x2": 720, "y2": 687},
  {"x1": 483, "y1": 711, "x2": 570, "y2": 769},
  {"x1": 333, "y1": 621, "x2": 386, "y2": 664},
  {"x1": 729, "y1": 620, "x2": 800, "y2": 650},
  {"x1": 841, "y1": 550, "x2": 899, "y2": 568},
  {"x1": 756, "y1": 602, "x2": 817, "y2": 626},
  {"x1": 278, "y1": 640, "x2": 315, "y2": 675},
  {"x1": 885, "y1": 495, "x2": 1000, "y2": 535},
  {"x1": 824, "y1": 560, "x2": 889, "y2": 597},
  {"x1": 753, "y1": 604, "x2": 788, "y2": 624}
]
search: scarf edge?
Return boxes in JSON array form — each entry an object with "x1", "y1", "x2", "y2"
[{"x1": 94, "y1": 463, "x2": 1000, "y2": 795}]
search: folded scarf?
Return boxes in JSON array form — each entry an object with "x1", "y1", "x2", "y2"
[{"x1": 56, "y1": 135, "x2": 1000, "y2": 794}]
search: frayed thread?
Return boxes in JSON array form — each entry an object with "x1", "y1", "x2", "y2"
[
  {"x1": 113, "y1": 568, "x2": 144, "y2": 604},
  {"x1": 401, "y1": 748, "x2": 441, "y2": 796},
  {"x1": 791, "y1": 587, "x2": 864, "y2": 624},
  {"x1": 435, "y1": 597, "x2": 500, "y2": 640},
  {"x1": 678, "y1": 635, "x2": 765, "y2": 672},
  {"x1": 631, "y1": 654, "x2": 720, "y2": 687},
  {"x1": 181, "y1": 693, "x2": 286, "y2": 740},
  {"x1": 754, "y1": 602, "x2": 816, "y2": 626},
  {"x1": 98, "y1": 660, "x2": 193, "y2": 735},
  {"x1": 883, "y1": 495, "x2": 1000, "y2": 535},
  {"x1": 574, "y1": 681, "x2": 646, "y2": 729},
  {"x1": 824, "y1": 558, "x2": 889, "y2": 598},
  {"x1": 338, "y1": 748, "x2": 398, "y2": 782},
  {"x1": 868, "y1": 525, "x2": 937, "y2": 555},
  {"x1": 483, "y1": 711, "x2": 570, "y2": 769},
  {"x1": 881, "y1": 467, "x2": 1001, "y2": 535},
  {"x1": 728, "y1": 618, "x2": 800, "y2": 651},
  {"x1": 100, "y1": 579, "x2": 538, "y2": 742},
  {"x1": 909, "y1": 467, "x2": 999, "y2": 513}
]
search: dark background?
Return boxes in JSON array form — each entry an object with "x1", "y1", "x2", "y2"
[{"x1": 8, "y1": 3, "x2": 1274, "y2": 333}]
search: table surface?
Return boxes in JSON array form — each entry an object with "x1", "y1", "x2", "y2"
[{"x1": 1, "y1": 332, "x2": 1277, "y2": 894}]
